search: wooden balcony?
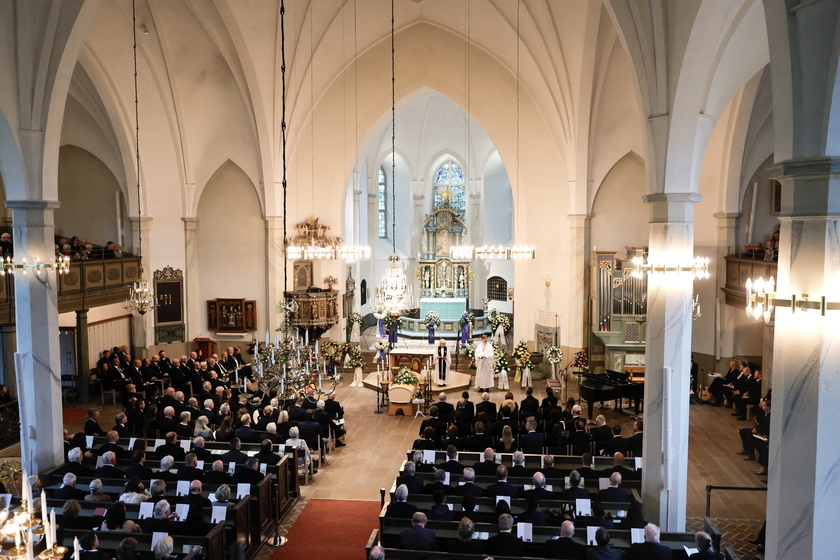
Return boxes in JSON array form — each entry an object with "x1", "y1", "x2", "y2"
[
  {"x1": 722, "y1": 255, "x2": 778, "y2": 307},
  {"x1": 0, "y1": 256, "x2": 142, "y2": 322}
]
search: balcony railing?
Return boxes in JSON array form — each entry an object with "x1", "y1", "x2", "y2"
[
  {"x1": 722, "y1": 255, "x2": 778, "y2": 307},
  {"x1": 0, "y1": 256, "x2": 142, "y2": 320}
]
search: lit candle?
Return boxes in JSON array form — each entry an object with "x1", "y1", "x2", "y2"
[
  {"x1": 305, "y1": 330, "x2": 309, "y2": 345},
  {"x1": 45, "y1": 514, "x2": 52, "y2": 550},
  {"x1": 22, "y1": 470, "x2": 32, "y2": 516},
  {"x1": 27, "y1": 529, "x2": 34, "y2": 560},
  {"x1": 14, "y1": 524, "x2": 20, "y2": 548},
  {"x1": 315, "y1": 340, "x2": 319, "y2": 359},
  {"x1": 40, "y1": 479, "x2": 47, "y2": 525},
  {"x1": 265, "y1": 330, "x2": 269, "y2": 346},
  {"x1": 74, "y1": 537, "x2": 80, "y2": 560}
]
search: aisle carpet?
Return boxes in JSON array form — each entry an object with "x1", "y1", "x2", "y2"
[
  {"x1": 63, "y1": 408, "x2": 89, "y2": 424},
  {"x1": 269, "y1": 499, "x2": 382, "y2": 560}
]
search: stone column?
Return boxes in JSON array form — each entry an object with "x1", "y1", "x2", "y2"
[
  {"x1": 0, "y1": 325, "x2": 16, "y2": 391},
  {"x1": 265, "y1": 216, "x2": 284, "y2": 335},
  {"x1": 714, "y1": 212, "x2": 739, "y2": 364},
  {"x1": 567, "y1": 214, "x2": 591, "y2": 349},
  {"x1": 182, "y1": 218, "x2": 200, "y2": 339},
  {"x1": 641, "y1": 192, "x2": 700, "y2": 532},
  {"x1": 5, "y1": 200, "x2": 63, "y2": 474},
  {"x1": 75, "y1": 309, "x2": 90, "y2": 401},
  {"x1": 764, "y1": 158, "x2": 840, "y2": 560}
]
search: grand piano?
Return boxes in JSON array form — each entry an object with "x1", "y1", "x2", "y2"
[{"x1": 579, "y1": 369, "x2": 644, "y2": 419}]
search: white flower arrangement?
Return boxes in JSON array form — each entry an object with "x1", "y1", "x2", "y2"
[{"x1": 546, "y1": 346, "x2": 564, "y2": 365}]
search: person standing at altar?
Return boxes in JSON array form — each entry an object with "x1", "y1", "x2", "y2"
[
  {"x1": 436, "y1": 339, "x2": 451, "y2": 386},
  {"x1": 474, "y1": 334, "x2": 495, "y2": 393}
]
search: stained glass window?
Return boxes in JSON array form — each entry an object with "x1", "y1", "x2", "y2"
[
  {"x1": 433, "y1": 158, "x2": 466, "y2": 216},
  {"x1": 378, "y1": 167, "x2": 387, "y2": 238}
]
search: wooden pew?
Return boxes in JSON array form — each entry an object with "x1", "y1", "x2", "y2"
[
  {"x1": 405, "y1": 450, "x2": 640, "y2": 472},
  {"x1": 62, "y1": 524, "x2": 225, "y2": 560}
]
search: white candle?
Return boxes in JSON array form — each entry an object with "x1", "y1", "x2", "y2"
[
  {"x1": 265, "y1": 330, "x2": 269, "y2": 346},
  {"x1": 283, "y1": 364, "x2": 287, "y2": 376},
  {"x1": 26, "y1": 529, "x2": 34, "y2": 560},
  {"x1": 14, "y1": 525, "x2": 20, "y2": 548},
  {"x1": 315, "y1": 340, "x2": 319, "y2": 358},
  {"x1": 40, "y1": 476, "x2": 46, "y2": 522},
  {"x1": 22, "y1": 470, "x2": 31, "y2": 516},
  {"x1": 305, "y1": 330, "x2": 309, "y2": 345},
  {"x1": 74, "y1": 537, "x2": 80, "y2": 560},
  {"x1": 50, "y1": 509, "x2": 56, "y2": 549}
]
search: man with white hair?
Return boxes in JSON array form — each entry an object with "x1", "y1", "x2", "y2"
[
  {"x1": 396, "y1": 461, "x2": 424, "y2": 495},
  {"x1": 545, "y1": 520, "x2": 586, "y2": 560},
  {"x1": 52, "y1": 472, "x2": 86, "y2": 500},
  {"x1": 525, "y1": 472, "x2": 555, "y2": 500},
  {"x1": 435, "y1": 392, "x2": 454, "y2": 422},
  {"x1": 475, "y1": 391, "x2": 497, "y2": 418},
  {"x1": 592, "y1": 414, "x2": 612, "y2": 442},
  {"x1": 157, "y1": 406, "x2": 177, "y2": 435},
  {"x1": 192, "y1": 436, "x2": 213, "y2": 462},
  {"x1": 56, "y1": 447, "x2": 92, "y2": 477},
  {"x1": 509, "y1": 450, "x2": 533, "y2": 477},
  {"x1": 205, "y1": 460, "x2": 233, "y2": 485},
  {"x1": 484, "y1": 513, "x2": 523, "y2": 556},
  {"x1": 92, "y1": 451, "x2": 124, "y2": 479},
  {"x1": 400, "y1": 512, "x2": 437, "y2": 551},
  {"x1": 385, "y1": 484, "x2": 418, "y2": 519},
  {"x1": 155, "y1": 455, "x2": 178, "y2": 483},
  {"x1": 454, "y1": 467, "x2": 484, "y2": 497},
  {"x1": 625, "y1": 523, "x2": 673, "y2": 560},
  {"x1": 368, "y1": 545, "x2": 385, "y2": 560}
]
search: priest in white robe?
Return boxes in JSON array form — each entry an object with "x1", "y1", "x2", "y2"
[
  {"x1": 474, "y1": 334, "x2": 495, "y2": 392},
  {"x1": 435, "y1": 339, "x2": 451, "y2": 386}
]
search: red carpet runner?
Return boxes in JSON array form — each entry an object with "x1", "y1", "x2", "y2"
[{"x1": 270, "y1": 499, "x2": 382, "y2": 560}]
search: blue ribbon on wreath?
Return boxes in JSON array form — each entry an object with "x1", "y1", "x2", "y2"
[
  {"x1": 378, "y1": 318, "x2": 384, "y2": 337},
  {"x1": 427, "y1": 324, "x2": 435, "y2": 344},
  {"x1": 388, "y1": 321, "x2": 398, "y2": 344},
  {"x1": 460, "y1": 321, "x2": 470, "y2": 344},
  {"x1": 379, "y1": 349, "x2": 386, "y2": 362}
]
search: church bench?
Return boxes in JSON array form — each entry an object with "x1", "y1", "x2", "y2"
[
  {"x1": 393, "y1": 470, "x2": 643, "y2": 496},
  {"x1": 44, "y1": 475, "x2": 276, "y2": 554},
  {"x1": 378, "y1": 512, "x2": 700, "y2": 558},
  {"x1": 406, "y1": 450, "x2": 641, "y2": 471},
  {"x1": 46, "y1": 496, "x2": 251, "y2": 559},
  {"x1": 61, "y1": 525, "x2": 224, "y2": 560},
  {"x1": 724, "y1": 545, "x2": 741, "y2": 560}
]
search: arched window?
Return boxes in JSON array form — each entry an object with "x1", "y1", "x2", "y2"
[
  {"x1": 433, "y1": 158, "x2": 466, "y2": 216},
  {"x1": 360, "y1": 279, "x2": 367, "y2": 306},
  {"x1": 378, "y1": 167, "x2": 387, "y2": 238},
  {"x1": 487, "y1": 276, "x2": 508, "y2": 302}
]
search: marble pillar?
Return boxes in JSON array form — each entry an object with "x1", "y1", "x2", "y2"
[
  {"x1": 641, "y1": 193, "x2": 700, "y2": 532},
  {"x1": 5, "y1": 200, "x2": 64, "y2": 474},
  {"x1": 714, "y1": 213, "x2": 739, "y2": 364},
  {"x1": 764, "y1": 158, "x2": 840, "y2": 560},
  {"x1": 182, "y1": 217, "x2": 200, "y2": 339},
  {"x1": 567, "y1": 214, "x2": 591, "y2": 349},
  {"x1": 75, "y1": 310, "x2": 90, "y2": 401}
]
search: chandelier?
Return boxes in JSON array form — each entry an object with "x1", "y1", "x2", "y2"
[
  {"x1": 375, "y1": 0, "x2": 413, "y2": 318},
  {"x1": 125, "y1": 0, "x2": 155, "y2": 316},
  {"x1": 285, "y1": 218, "x2": 371, "y2": 261},
  {"x1": 451, "y1": 245, "x2": 535, "y2": 260}
]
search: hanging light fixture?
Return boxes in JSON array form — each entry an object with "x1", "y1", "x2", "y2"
[
  {"x1": 376, "y1": 0, "x2": 413, "y2": 317},
  {"x1": 125, "y1": 0, "x2": 155, "y2": 316}
]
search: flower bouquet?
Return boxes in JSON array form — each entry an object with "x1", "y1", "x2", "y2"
[
  {"x1": 393, "y1": 366, "x2": 419, "y2": 386},
  {"x1": 463, "y1": 342, "x2": 477, "y2": 369},
  {"x1": 373, "y1": 339, "x2": 387, "y2": 363},
  {"x1": 546, "y1": 346, "x2": 563, "y2": 380},
  {"x1": 571, "y1": 349, "x2": 588, "y2": 370}
]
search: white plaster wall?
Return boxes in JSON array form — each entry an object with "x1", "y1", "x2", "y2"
[
  {"x1": 196, "y1": 161, "x2": 265, "y2": 336},
  {"x1": 56, "y1": 146, "x2": 125, "y2": 246},
  {"x1": 590, "y1": 153, "x2": 647, "y2": 251}
]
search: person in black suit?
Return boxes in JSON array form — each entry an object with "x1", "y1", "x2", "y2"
[
  {"x1": 434, "y1": 393, "x2": 455, "y2": 423},
  {"x1": 591, "y1": 415, "x2": 612, "y2": 443},
  {"x1": 396, "y1": 461, "x2": 424, "y2": 495},
  {"x1": 517, "y1": 493, "x2": 548, "y2": 525},
  {"x1": 155, "y1": 432, "x2": 186, "y2": 461},
  {"x1": 457, "y1": 391, "x2": 475, "y2": 421},
  {"x1": 413, "y1": 427, "x2": 438, "y2": 451},
  {"x1": 625, "y1": 523, "x2": 673, "y2": 560},
  {"x1": 232, "y1": 457, "x2": 265, "y2": 484},
  {"x1": 84, "y1": 409, "x2": 106, "y2": 436},
  {"x1": 418, "y1": 406, "x2": 447, "y2": 442},
  {"x1": 234, "y1": 413, "x2": 260, "y2": 443},
  {"x1": 385, "y1": 484, "x2": 418, "y2": 518},
  {"x1": 423, "y1": 469, "x2": 454, "y2": 495},
  {"x1": 92, "y1": 451, "x2": 125, "y2": 479},
  {"x1": 464, "y1": 422, "x2": 493, "y2": 453},
  {"x1": 557, "y1": 470, "x2": 589, "y2": 501},
  {"x1": 177, "y1": 453, "x2": 205, "y2": 482},
  {"x1": 202, "y1": 460, "x2": 231, "y2": 485},
  {"x1": 78, "y1": 532, "x2": 112, "y2": 560},
  {"x1": 598, "y1": 425, "x2": 629, "y2": 456},
  {"x1": 112, "y1": 413, "x2": 131, "y2": 440},
  {"x1": 174, "y1": 411, "x2": 194, "y2": 439},
  {"x1": 596, "y1": 472, "x2": 631, "y2": 502},
  {"x1": 183, "y1": 480, "x2": 213, "y2": 531},
  {"x1": 688, "y1": 531, "x2": 724, "y2": 560},
  {"x1": 540, "y1": 455, "x2": 565, "y2": 480},
  {"x1": 472, "y1": 447, "x2": 498, "y2": 476},
  {"x1": 96, "y1": 431, "x2": 128, "y2": 459},
  {"x1": 525, "y1": 472, "x2": 555, "y2": 500},
  {"x1": 55, "y1": 447, "x2": 93, "y2": 477},
  {"x1": 578, "y1": 453, "x2": 599, "y2": 480},
  {"x1": 448, "y1": 517, "x2": 484, "y2": 554},
  {"x1": 520, "y1": 386, "x2": 540, "y2": 419},
  {"x1": 586, "y1": 527, "x2": 623, "y2": 560},
  {"x1": 484, "y1": 514, "x2": 524, "y2": 556},
  {"x1": 492, "y1": 406, "x2": 517, "y2": 438},
  {"x1": 545, "y1": 520, "x2": 587, "y2": 560},
  {"x1": 220, "y1": 437, "x2": 249, "y2": 464},
  {"x1": 426, "y1": 489, "x2": 454, "y2": 521},
  {"x1": 472, "y1": 391, "x2": 493, "y2": 416},
  {"x1": 400, "y1": 512, "x2": 437, "y2": 551},
  {"x1": 191, "y1": 437, "x2": 214, "y2": 462},
  {"x1": 627, "y1": 421, "x2": 644, "y2": 457},
  {"x1": 142, "y1": 499, "x2": 180, "y2": 534},
  {"x1": 709, "y1": 360, "x2": 740, "y2": 406},
  {"x1": 484, "y1": 465, "x2": 520, "y2": 498},
  {"x1": 509, "y1": 451, "x2": 534, "y2": 478},
  {"x1": 455, "y1": 467, "x2": 484, "y2": 497},
  {"x1": 602, "y1": 452, "x2": 636, "y2": 481},
  {"x1": 437, "y1": 445, "x2": 467, "y2": 474},
  {"x1": 520, "y1": 419, "x2": 545, "y2": 453},
  {"x1": 154, "y1": 455, "x2": 179, "y2": 483},
  {"x1": 255, "y1": 439, "x2": 282, "y2": 466},
  {"x1": 569, "y1": 418, "x2": 592, "y2": 455},
  {"x1": 52, "y1": 473, "x2": 87, "y2": 500},
  {"x1": 124, "y1": 450, "x2": 154, "y2": 482}
]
